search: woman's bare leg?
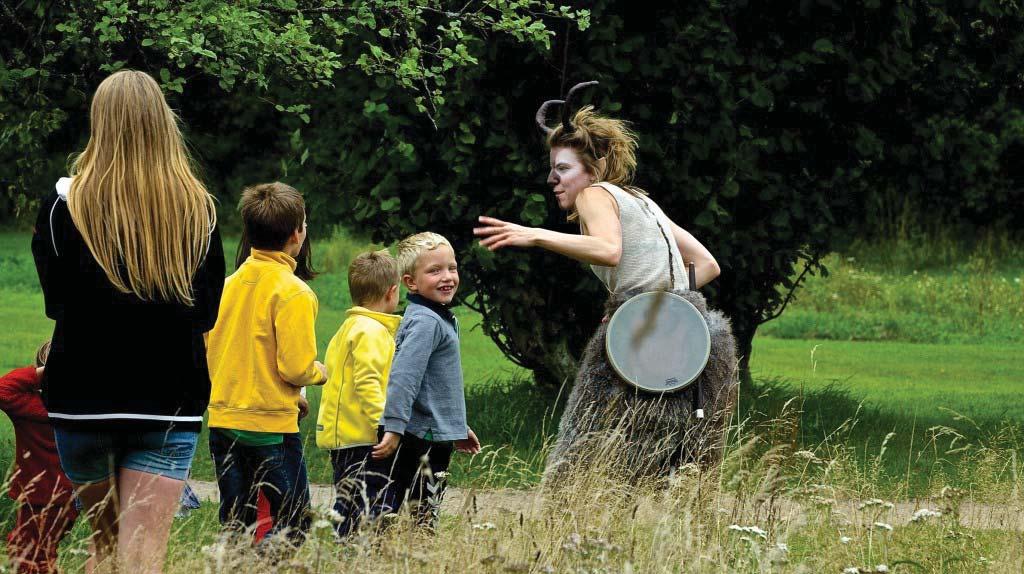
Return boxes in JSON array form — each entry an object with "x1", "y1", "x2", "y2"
[
  {"x1": 116, "y1": 469, "x2": 184, "y2": 574},
  {"x1": 75, "y1": 478, "x2": 119, "y2": 573}
]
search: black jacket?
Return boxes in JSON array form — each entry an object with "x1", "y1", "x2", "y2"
[{"x1": 31, "y1": 187, "x2": 225, "y2": 432}]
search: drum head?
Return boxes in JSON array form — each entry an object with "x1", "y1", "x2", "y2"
[{"x1": 605, "y1": 291, "x2": 711, "y2": 393}]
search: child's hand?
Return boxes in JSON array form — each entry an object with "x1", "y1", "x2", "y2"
[
  {"x1": 455, "y1": 428, "x2": 481, "y2": 454},
  {"x1": 314, "y1": 361, "x2": 328, "y2": 383},
  {"x1": 372, "y1": 432, "x2": 401, "y2": 460},
  {"x1": 297, "y1": 395, "x2": 309, "y2": 419}
]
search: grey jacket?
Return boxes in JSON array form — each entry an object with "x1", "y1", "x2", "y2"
[{"x1": 382, "y1": 294, "x2": 467, "y2": 441}]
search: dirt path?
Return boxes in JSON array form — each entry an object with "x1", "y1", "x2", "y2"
[{"x1": 187, "y1": 480, "x2": 1023, "y2": 531}]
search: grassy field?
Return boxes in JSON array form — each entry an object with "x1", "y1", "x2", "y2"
[
  {"x1": 1, "y1": 229, "x2": 1023, "y2": 572},
  {"x1": 0, "y1": 230, "x2": 1022, "y2": 492}
]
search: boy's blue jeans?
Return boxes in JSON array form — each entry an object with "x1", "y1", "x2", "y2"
[
  {"x1": 209, "y1": 429, "x2": 311, "y2": 544},
  {"x1": 330, "y1": 442, "x2": 395, "y2": 537}
]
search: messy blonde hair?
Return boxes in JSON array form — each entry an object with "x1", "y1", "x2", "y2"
[
  {"x1": 68, "y1": 70, "x2": 216, "y2": 305},
  {"x1": 348, "y1": 249, "x2": 399, "y2": 306},
  {"x1": 547, "y1": 106, "x2": 643, "y2": 220},
  {"x1": 396, "y1": 232, "x2": 453, "y2": 277}
]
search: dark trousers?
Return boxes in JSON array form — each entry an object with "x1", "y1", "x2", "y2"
[
  {"x1": 330, "y1": 444, "x2": 395, "y2": 537},
  {"x1": 209, "y1": 429, "x2": 310, "y2": 545},
  {"x1": 389, "y1": 433, "x2": 453, "y2": 528},
  {"x1": 6, "y1": 500, "x2": 78, "y2": 574}
]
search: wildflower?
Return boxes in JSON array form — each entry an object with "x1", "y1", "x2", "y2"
[
  {"x1": 472, "y1": 522, "x2": 496, "y2": 531},
  {"x1": 727, "y1": 525, "x2": 768, "y2": 539},
  {"x1": 872, "y1": 522, "x2": 893, "y2": 532},
  {"x1": 910, "y1": 508, "x2": 942, "y2": 523},
  {"x1": 876, "y1": 566, "x2": 890, "y2": 573},
  {"x1": 858, "y1": 499, "x2": 894, "y2": 510},
  {"x1": 840, "y1": 536, "x2": 852, "y2": 544},
  {"x1": 843, "y1": 568, "x2": 860, "y2": 574},
  {"x1": 768, "y1": 542, "x2": 789, "y2": 564},
  {"x1": 327, "y1": 509, "x2": 344, "y2": 523},
  {"x1": 313, "y1": 519, "x2": 333, "y2": 530},
  {"x1": 67, "y1": 548, "x2": 91, "y2": 556}
]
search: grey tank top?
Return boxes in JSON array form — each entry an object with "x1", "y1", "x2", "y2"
[{"x1": 585, "y1": 182, "x2": 688, "y2": 294}]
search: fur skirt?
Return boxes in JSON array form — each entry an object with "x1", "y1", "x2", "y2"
[{"x1": 544, "y1": 289, "x2": 738, "y2": 486}]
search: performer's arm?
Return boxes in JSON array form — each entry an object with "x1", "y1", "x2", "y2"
[
  {"x1": 475, "y1": 187, "x2": 622, "y2": 266},
  {"x1": 668, "y1": 220, "x2": 720, "y2": 288}
]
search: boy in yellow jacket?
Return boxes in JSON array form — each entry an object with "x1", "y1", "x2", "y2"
[
  {"x1": 316, "y1": 249, "x2": 401, "y2": 536},
  {"x1": 206, "y1": 182, "x2": 327, "y2": 544}
]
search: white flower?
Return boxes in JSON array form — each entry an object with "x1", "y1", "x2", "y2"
[
  {"x1": 472, "y1": 522, "x2": 496, "y2": 531},
  {"x1": 67, "y1": 548, "x2": 91, "y2": 556},
  {"x1": 843, "y1": 568, "x2": 860, "y2": 574},
  {"x1": 876, "y1": 566, "x2": 890, "y2": 573},
  {"x1": 858, "y1": 499, "x2": 894, "y2": 510},
  {"x1": 872, "y1": 522, "x2": 893, "y2": 532},
  {"x1": 727, "y1": 525, "x2": 768, "y2": 539},
  {"x1": 775, "y1": 543, "x2": 789, "y2": 553},
  {"x1": 327, "y1": 509, "x2": 344, "y2": 523},
  {"x1": 840, "y1": 536, "x2": 852, "y2": 544},
  {"x1": 313, "y1": 519, "x2": 333, "y2": 530},
  {"x1": 910, "y1": 508, "x2": 942, "y2": 522}
]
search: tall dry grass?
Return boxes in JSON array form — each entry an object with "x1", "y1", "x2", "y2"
[{"x1": 26, "y1": 393, "x2": 1016, "y2": 574}]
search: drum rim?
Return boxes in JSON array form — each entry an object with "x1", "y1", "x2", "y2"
[{"x1": 605, "y1": 291, "x2": 712, "y2": 393}]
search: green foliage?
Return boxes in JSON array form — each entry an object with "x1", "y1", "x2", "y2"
[
  {"x1": 4, "y1": 1, "x2": 1024, "y2": 385},
  {"x1": 0, "y1": 0, "x2": 589, "y2": 214}
]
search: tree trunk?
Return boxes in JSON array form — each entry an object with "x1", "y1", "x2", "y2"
[
  {"x1": 532, "y1": 335, "x2": 579, "y2": 389},
  {"x1": 735, "y1": 324, "x2": 755, "y2": 387}
]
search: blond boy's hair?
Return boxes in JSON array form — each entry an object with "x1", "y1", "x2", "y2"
[
  {"x1": 348, "y1": 250, "x2": 399, "y2": 306},
  {"x1": 396, "y1": 232, "x2": 453, "y2": 277}
]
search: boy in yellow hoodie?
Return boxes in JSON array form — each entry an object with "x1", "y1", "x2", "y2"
[
  {"x1": 316, "y1": 250, "x2": 401, "y2": 536},
  {"x1": 206, "y1": 182, "x2": 327, "y2": 545}
]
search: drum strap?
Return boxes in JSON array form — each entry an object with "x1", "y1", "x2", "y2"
[{"x1": 693, "y1": 380, "x2": 704, "y2": 419}]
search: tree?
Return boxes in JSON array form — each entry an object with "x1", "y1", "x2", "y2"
[
  {"x1": 0, "y1": 0, "x2": 589, "y2": 215},
  {"x1": 4, "y1": 1, "x2": 1022, "y2": 386}
]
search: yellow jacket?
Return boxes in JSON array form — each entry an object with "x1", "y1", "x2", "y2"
[
  {"x1": 316, "y1": 307, "x2": 401, "y2": 449},
  {"x1": 207, "y1": 249, "x2": 325, "y2": 434}
]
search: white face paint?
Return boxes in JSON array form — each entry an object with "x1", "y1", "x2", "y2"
[{"x1": 547, "y1": 147, "x2": 594, "y2": 211}]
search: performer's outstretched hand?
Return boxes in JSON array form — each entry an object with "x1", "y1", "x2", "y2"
[
  {"x1": 474, "y1": 216, "x2": 539, "y2": 251},
  {"x1": 455, "y1": 428, "x2": 481, "y2": 454}
]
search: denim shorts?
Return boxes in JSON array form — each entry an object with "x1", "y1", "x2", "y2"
[{"x1": 53, "y1": 429, "x2": 198, "y2": 484}]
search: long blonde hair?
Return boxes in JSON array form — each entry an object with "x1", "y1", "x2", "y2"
[
  {"x1": 546, "y1": 106, "x2": 643, "y2": 220},
  {"x1": 68, "y1": 70, "x2": 216, "y2": 305}
]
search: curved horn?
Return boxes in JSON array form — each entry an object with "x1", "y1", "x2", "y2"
[
  {"x1": 535, "y1": 99, "x2": 564, "y2": 135},
  {"x1": 561, "y1": 81, "x2": 600, "y2": 134}
]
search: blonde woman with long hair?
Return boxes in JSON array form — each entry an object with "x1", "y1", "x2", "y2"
[{"x1": 31, "y1": 70, "x2": 224, "y2": 574}]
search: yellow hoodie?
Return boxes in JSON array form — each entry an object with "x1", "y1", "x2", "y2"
[
  {"x1": 207, "y1": 249, "x2": 325, "y2": 434},
  {"x1": 316, "y1": 307, "x2": 401, "y2": 449}
]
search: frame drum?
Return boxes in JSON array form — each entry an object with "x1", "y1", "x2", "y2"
[{"x1": 605, "y1": 291, "x2": 711, "y2": 393}]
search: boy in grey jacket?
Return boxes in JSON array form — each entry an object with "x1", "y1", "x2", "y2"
[{"x1": 372, "y1": 232, "x2": 480, "y2": 527}]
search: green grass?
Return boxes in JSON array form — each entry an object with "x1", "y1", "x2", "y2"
[
  {"x1": 0, "y1": 230, "x2": 1022, "y2": 495},
  {"x1": 759, "y1": 251, "x2": 1024, "y2": 344},
  {"x1": 750, "y1": 338, "x2": 1024, "y2": 422}
]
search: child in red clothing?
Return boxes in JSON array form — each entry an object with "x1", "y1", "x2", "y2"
[{"x1": 0, "y1": 342, "x2": 78, "y2": 574}]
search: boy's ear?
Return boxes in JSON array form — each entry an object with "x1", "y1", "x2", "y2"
[
  {"x1": 387, "y1": 284, "x2": 400, "y2": 298},
  {"x1": 401, "y1": 273, "x2": 417, "y2": 292}
]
